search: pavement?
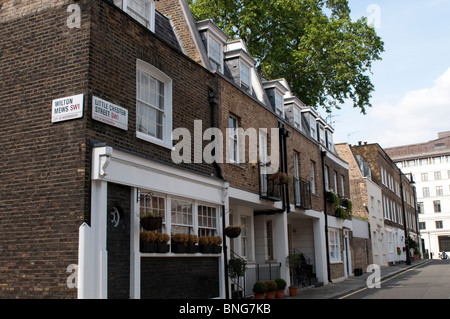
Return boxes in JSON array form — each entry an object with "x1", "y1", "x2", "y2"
[{"x1": 286, "y1": 259, "x2": 430, "y2": 299}]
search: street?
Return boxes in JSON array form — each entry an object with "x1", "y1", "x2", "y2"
[{"x1": 341, "y1": 260, "x2": 450, "y2": 299}]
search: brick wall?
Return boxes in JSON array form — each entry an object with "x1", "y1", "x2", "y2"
[
  {"x1": 87, "y1": 0, "x2": 219, "y2": 179},
  {"x1": 0, "y1": 0, "x2": 91, "y2": 298},
  {"x1": 140, "y1": 257, "x2": 220, "y2": 298}
]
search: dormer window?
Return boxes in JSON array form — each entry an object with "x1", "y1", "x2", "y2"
[
  {"x1": 310, "y1": 116, "x2": 316, "y2": 139},
  {"x1": 293, "y1": 107, "x2": 301, "y2": 130},
  {"x1": 225, "y1": 40, "x2": 256, "y2": 95},
  {"x1": 123, "y1": 0, "x2": 155, "y2": 32},
  {"x1": 326, "y1": 127, "x2": 334, "y2": 150},
  {"x1": 317, "y1": 122, "x2": 326, "y2": 145},
  {"x1": 274, "y1": 91, "x2": 284, "y2": 117},
  {"x1": 240, "y1": 62, "x2": 251, "y2": 91},
  {"x1": 208, "y1": 36, "x2": 222, "y2": 71},
  {"x1": 197, "y1": 20, "x2": 229, "y2": 73},
  {"x1": 263, "y1": 80, "x2": 288, "y2": 118}
]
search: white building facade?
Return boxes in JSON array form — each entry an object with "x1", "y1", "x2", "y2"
[{"x1": 386, "y1": 132, "x2": 450, "y2": 259}]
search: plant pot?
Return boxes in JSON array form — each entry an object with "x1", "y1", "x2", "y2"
[
  {"x1": 289, "y1": 286, "x2": 298, "y2": 297},
  {"x1": 187, "y1": 244, "x2": 199, "y2": 253},
  {"x1": 199, "y1": 244, "x2": 212, "y2": 253},
  {"x1": 140, "y1": 216, "x2": 162, "y2": 231},
  {"x1": 276, "y1": 290, "x2": 285, "y2": 298},
  {"x1": 171, "y1": 243, "x2": 187, "y2": 253},
  {"x1": 212, "y1": 245, "x2": 222, "y2": 254},
  {"x1": 254, "y1": 294, "x2": 265, "y2": 299},
  {"x1": 157, "y1": 243, "x2": 170, "y2": 253},
  {"x1": 224, "y1": 226, "x2": 242, "y2": 238},
  {"x1": 141, "y1": 242, "x2": 156, "y2": 253},
  {"x1": 265, "y1": 291, "x2": 275, "y2": 299}
]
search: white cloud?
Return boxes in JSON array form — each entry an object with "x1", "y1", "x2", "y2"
[{"x1": 367, "y1": 67, "x2": 450, "y2": 148}]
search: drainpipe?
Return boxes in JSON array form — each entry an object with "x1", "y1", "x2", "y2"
[
  {"x1": 400, "y1": 174, "x2": 411, "y2": 265},
  {"x1": 321, "y1": 149, "x2": 332, "y2": 283},
  {"x1": 208, "y1": 88, "x2": 229, "y2": 298}
]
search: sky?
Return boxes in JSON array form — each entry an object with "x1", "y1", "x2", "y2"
[{"x1": 330, "y1": 0, "x2": 450, "y2": 149}]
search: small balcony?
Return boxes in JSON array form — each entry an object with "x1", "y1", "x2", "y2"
[
  {"x1": 293, "y1": 177, "x2": 312, "y2": 209},
  {"x1": 259, "y1": 166, "x2": 282, "y2": 201}
]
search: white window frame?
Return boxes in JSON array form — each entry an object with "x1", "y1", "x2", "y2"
[
  {"x1": 228, "y1": 115, "x2": 239, "y2": 163},
  {"x1": 310, "y1": 161, "x2": 316, "y2": 194},
  {"x1": 324, "y1": 165, "x2": 329, "y2": 191},
  {"x1": 208, "y1": 35, "x2": 224, "y2": 73},
  {"x1": 329, "y1": 228, "x2": 341, "y2": 263},
  {"x1": 274, "y1": 91, "x2": 284, "y2": 117},
  {"x1": 240, "y1": 61, "x2": 252, "y2": 94},
  {"x1": 124, "y1": 0, "x2": 155, "y2": 32},
  {"x1": 294, "y1": 152, "x2": 301, "y2": 205},
  {"x1": 293, "y1": 107, "x2": 301, "y2": 130},
  {"x1": 136, "y1": 59, "x2": 173, "y2": 149}
]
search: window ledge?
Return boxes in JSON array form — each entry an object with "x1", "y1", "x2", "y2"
[{"x1": 136, "y1": 131, "x2": 173, "y2": 150}]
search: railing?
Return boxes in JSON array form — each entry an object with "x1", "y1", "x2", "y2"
[
  {"x1": 243, "y1": 262, "x2": 281, "y2": 297},
  {"x1": 293, "y1": 178, "x2": 312, "y2": 209},
  {"x1": 259, "y1": 165, "x2": 282, "y2": 201},
  {"x1": 289, "y1": 249, "x2": 315, "y2": 288}
]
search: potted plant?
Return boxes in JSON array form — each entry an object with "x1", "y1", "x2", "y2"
[
  {"x1": 397, "y1": 247, "x2": 402, "y2": 255},
  {"x1": 336, "y1": 206, "x2": 348, "y2": 220},
  {"x1": 286, "y1": 253, "x2": 302, "y2": 296},
  {"x1": 199, "y1": 236, "x2": 212, "y2": 253},
  {"x1": 187, "y1": 234, "x2": 199, "y2": 253},
  {"x1": 342, "y1": 198, "x2": 352, "y2": 213},
  {"x1": 265, "y1": 280, "x2": 277, "y2": 299},
  {"x1": 414, "y1": 248, "x2": 421, "y2": 260},
  {"x1": 140, "y1": 231, "x2": 156, "y2": 253},
  {"x1": 155, "y1": 233, "x2": 170, "y2": 253},
  {"x1": 212, "y1": 236, "x2": 222, "y2": 253},
  {"x1": 252, "y1": 281, "x2": 266, "y2": 299},
  {"x1": 275, "y1": 278, "x2": 287, "y2": 298},
  {"x1": 224, "y1": 225, "x2": 243, "y2": 238},
  {"x1": 171, "y1": 233, "x2": 188, "y2": 253},
  {"x1": 140, "y1": 211, "x2": 163, "y2": 231},
  {"x1": 228, "y1": 258, "x2": 247, "y2": 280}
]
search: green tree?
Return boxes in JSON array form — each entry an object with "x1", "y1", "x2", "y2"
[{"x1": 188, "y1": 0, "x2": 384, "y2": 114}]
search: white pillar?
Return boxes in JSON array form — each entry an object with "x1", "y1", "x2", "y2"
[
  {"x1": 313, "y1": 215, "x2": 328, "y2": 284},
  {"x1": 274, "y1": 211, "x2": 289, "y2": 282},
  {"x1": 130, "y1": 187, "x2": 140, "y2": 299},
  {"x1": 90, "y1": 179, "x2": 108, "y2": 299}
]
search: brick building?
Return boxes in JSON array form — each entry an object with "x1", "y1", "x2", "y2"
[
  {"x1": 1, "y1": 0, "x2": 355, "y2": 298},
  {"x1": 347, "y1": 142, "x2": 419, "y2": 265}
]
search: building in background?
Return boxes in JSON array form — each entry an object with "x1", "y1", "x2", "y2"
[
  {"x1": 386, "y1": 132, "x2": 450, "y2": 259},
  {"x1": 349, "y1": 142, "x2": 419, "y2": 265}
]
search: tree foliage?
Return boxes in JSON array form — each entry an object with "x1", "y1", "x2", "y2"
[{"x1": 188, "y1": 0, "x2": 384, "y2": 114}]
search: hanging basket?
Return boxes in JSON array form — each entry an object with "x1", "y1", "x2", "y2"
[
  {"x1": 140, "y1": 216, "x2": 162, "y2": 231},
  {"x1": 224, "y1": 226, "x2": 242, "y2": 238}
]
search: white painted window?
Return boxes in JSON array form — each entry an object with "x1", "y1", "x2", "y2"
[
  {"x1": 240, "y1": 216, "x2": 250, "y2": 259},
  {"x1": 274, "y1": 91, "x2": 284, "y2": 117},
  {"x1": 208, "y1": 36, "x2": 223, "y2": 72},
  {"x1": 228, "y1": 115, "x2": 239, "y2": 163},
  {"x1": 170, "y1": 199, "x2": 193, "y2": 234},
  {"x1": 294, "y1": 152, "x2": 300, "y2": 206},
  {"x1": 136, "y1": 60, "x2": 172, "y2": 149},
  {"x1": 198, "y1": 205, "x2": 217, "y2": 237},
  {"x1": 240, "y1": 62, "x2": 251, "y2": 93},
  {"x1": 125, "y1": 0, "x2": 155, "y2": 32},
  {"x1": 329, "y1": 228, "x2": 341, "y2": 263},
  {"x1": 310, "y1": 161, "x2": 316, "y2": 194},
  {"x1": 293, "y1": 107, "x2": 301, "y2": 130}
]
